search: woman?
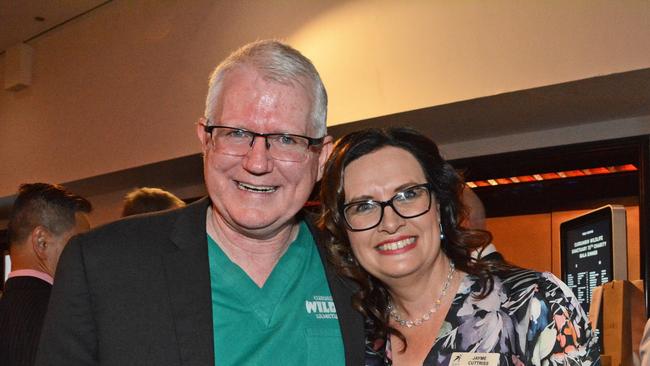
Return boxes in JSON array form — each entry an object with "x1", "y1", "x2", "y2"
[{"x1": 318, "y1": 127, "x2": 599, "y2": 365}]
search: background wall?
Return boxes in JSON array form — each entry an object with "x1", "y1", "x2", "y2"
[{"x1": 2, "y1": 0, "x2": 650, "y2": 200}]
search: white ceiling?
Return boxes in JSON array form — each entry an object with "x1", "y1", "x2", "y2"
[{"x1": 0, "y1": 0, "x2": 108, "y2": 54}]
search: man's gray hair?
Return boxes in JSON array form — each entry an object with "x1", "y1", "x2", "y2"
[{"x1": 204, "y1": 40, "x2": 327, "y2": 137}]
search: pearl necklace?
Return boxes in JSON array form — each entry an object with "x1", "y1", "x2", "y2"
[{"x1": 387, "y1": 261, "x2": 455, "y2": 328}]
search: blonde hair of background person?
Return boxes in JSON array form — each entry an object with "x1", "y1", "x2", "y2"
[{"x1": 121, "y1": 187, "x2": 186, "y2": 217}]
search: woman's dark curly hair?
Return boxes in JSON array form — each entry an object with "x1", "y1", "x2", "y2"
[{"x1": 317, "y1": 127, "x2": 500, "y2": 349}]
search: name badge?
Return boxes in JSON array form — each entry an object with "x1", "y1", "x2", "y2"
[{"x1": 450, "y1": 352, "x2": 500, "y2": 366}]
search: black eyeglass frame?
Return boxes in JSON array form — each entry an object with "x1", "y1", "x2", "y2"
[
  {"x1": 342, "y1": 183, "x2": 434, "y2": 232},
  {"x1": 201, "y1": 123, "x2": 326, "y2": 149}
]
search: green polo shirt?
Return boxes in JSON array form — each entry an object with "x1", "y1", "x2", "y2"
[{"x1": 208, "y1": 221, "x2": 344, "y2": 365}]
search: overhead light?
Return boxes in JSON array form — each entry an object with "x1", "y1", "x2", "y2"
[{"x1": 466, "y1": 164, "x2": 637, "y2": 187}]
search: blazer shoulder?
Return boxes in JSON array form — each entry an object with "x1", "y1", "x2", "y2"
[{"x1": 68, "y1": 197, "x2": 210, "y2": 253}]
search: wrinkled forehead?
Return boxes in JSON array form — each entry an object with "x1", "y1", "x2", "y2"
[
  {"x1": 220, "y1": 65, "x2": 314, "y2": 102},
  {"x1": 214, "y1": 66, "x2": 315, "y2": 132}
]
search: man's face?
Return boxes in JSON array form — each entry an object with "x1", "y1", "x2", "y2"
[
  {"x1": 47, "y1": 212, "x2": 90, "y2": 276},
  {"x1": 198, "y1": 66, "x2": 330, "y2": 238}
]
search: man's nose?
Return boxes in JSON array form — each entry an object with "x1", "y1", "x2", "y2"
[{"x1": 242, "y1": 136, "x2": 273, "y2": 173}]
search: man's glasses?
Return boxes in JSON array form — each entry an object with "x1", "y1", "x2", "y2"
[
  {"x1": 201, "y1": 123, "x2": 325, "y2": 162},
  {"x1": 342, "y1": 183, "x2": 433, "y2": 231}
]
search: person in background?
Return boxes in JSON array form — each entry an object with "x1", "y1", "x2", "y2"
[
  {"x1": 36, "y1": 40, "x2": 363, "y2": 366},
  {"x1": 121, "y1": 187, "x2": 186, "y2": 217},
  {"x1": 460, "y1": 186, "x2": 505, "y2": 262},
  {"x1": 0, "y1": 183, "x2": 91, "y2": 366},
  {"x1": 318, "y1": 127, "x2": 599, "y2": 365},
  {"x1": 640, "y1": 318, "x2": 650, "y2": 366}
]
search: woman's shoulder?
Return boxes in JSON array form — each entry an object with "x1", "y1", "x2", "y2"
[
  {"x1": 463, "y1": 267, "x2": 547, "y2": 291},
  {"x1": 493, "y1": 267, "x2": 577, "y2": 301},
  {"x1": 461, "y1": 267, "x2": 582, "y2": 313},
  {"x1": 481, "y1": 267, "x2": 590, "y2": 334},
  {"x1": 452, "y1": 268, "x2": 599, "y2": 364}
]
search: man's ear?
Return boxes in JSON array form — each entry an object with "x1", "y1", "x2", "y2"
[
  {"x1": 317, "y1": 135, "x2": 334, "y2": 181},
  {"x1": 196, "y1": 117, "x2": 209, "y2": 154},
  {"x1": 30, "y1": 226, "x2": 51, "y2": 260}
]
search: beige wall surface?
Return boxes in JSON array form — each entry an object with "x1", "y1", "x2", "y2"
[{"x1": 1, "y1": 0, "x2": 650, "y2": 197}]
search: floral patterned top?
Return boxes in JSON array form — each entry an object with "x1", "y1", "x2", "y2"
[{"x1": 365, "y1": 268, "x2": 600, "y2": 366}]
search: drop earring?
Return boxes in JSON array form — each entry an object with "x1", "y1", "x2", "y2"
[{"x1": 439, "y1": 223, "x2": 445, "y2": 240}]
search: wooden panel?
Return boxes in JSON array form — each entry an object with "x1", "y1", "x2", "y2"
[
  {"x1": 625, "y1": 206, "x2": 640, "y2": 281},
  {"x1": 485, "y1": 213, "x2": 552, "y2": 272}
]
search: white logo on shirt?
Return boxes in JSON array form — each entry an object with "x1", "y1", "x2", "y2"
[{"x1": 305, "y1": 295, "x2": 338, "y2": 319}]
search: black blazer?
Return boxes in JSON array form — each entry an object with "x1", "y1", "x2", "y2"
[
  {"x1": 0, "y1": 276, "x2": 52, "y2": 366},
  {"x1": 35, "y1": 198, "x2": 364, "y2": 366}
]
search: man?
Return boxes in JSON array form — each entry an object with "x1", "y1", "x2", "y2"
[
  {"x1": 121, "y1": 187, "x2": 186, "y2": 217},
  {"x1": 461, "y1": 186, "x2": 505, "y2": 262},
  {"x1": 36, "y1": 40, "x2": 364, "y2": 366},
  {"x1": 0, "y1": 183, "x2": 92, "y2": 366}
]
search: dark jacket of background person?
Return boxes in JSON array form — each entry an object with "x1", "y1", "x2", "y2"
[
  {"x1": 0, "y1": 277, "x2": 51, "y2": 366},
  {"x1": 0, "y1": 182, "x2": 91, "y2": 366},
  {"x1": 35, "y1": 198, "x2": 364, "y2": 366}
]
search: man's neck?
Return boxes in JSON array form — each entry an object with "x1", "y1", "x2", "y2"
[
  {"x1": 9, "y1": 252, "x2": 53, "y2": 278},
  {"x1": 8, "y1": 268, "x2": 54, "y2": 285},
  {"x1": 206, "y1": 207, "x2": 299, "y2": 287}
]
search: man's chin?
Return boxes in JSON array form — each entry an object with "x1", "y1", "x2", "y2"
[
  {"x1": 228, "y1": 211, "x2": 294, "y2": 234},
  {"x1": 212, "y1": 201, "x2": 301, "y2": 234}
]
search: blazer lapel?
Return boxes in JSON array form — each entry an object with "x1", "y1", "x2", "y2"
[
  {"x1": 163, "y1": 198, "x2": 214, "y2": 366},
  {"x1": 307, "y1": 217, "x2": 365, "y2": 366}
]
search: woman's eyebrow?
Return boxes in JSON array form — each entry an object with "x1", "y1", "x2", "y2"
[
  {"x1": 393, "y1": 181, "x2": 422, "y2": 193},
  {"x1": 346, "y1": 194, "x2": 375, "y2": 203},
  {"x1": 346, "y1": 181, "x2": 422, "y2": 202}
]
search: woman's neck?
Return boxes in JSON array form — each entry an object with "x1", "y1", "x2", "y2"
[{"x1": 386, "y1": 255, "x2": 457, "y2": 318}]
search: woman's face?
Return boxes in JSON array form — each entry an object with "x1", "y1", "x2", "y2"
[{"x1": 342, "y1": 146, "x2": 443, "y2": 283}]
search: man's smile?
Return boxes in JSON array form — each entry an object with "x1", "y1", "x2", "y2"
[{"x1": 236, "y1": 181, "x2": 278, "y2": 193}]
